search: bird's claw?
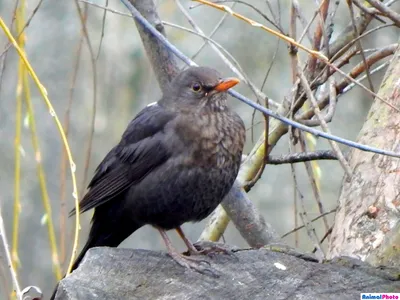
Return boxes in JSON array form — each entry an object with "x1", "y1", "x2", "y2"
[
  {"x1": 193, "y1": 243, "x2": 234, "y2": 257},
  {"x1": 174, "y1": 251, "x2": 211, "y2": 266},
  {"x1": 169, "y1": 252, "x2": 219, "y2": 278}
]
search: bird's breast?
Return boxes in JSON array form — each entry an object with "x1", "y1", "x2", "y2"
[{"x1": 172, "y1": 110, "x2": 245, "y2": 169}]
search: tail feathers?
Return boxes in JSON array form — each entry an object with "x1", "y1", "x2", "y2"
[
  {"x1": 50, "y1": 221, "x2": 141, "y2": 299},
  {"x1": 49, "y1": 233, "x2": 97, "y2": 300},
  {"x1": 70, "y1": 233, "x2": 97, "y2": 273}
]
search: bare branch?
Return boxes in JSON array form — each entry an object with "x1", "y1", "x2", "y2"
[
  {"x1": 365, "y1": 0, "x2": 400, "y2": 26},
  {"x1": 0, "y1": 205, "x2": 21, "y2": 298},
  {"x1": 297, "y1": 68, "x2": 352, "y2": 177},
  {"x1": 282, "y1": 208, "x2": 337, "y2": 238},
  {"x1": 267, "y1": 150, "x2": 338, "y2": 165},
  {"x1": 347, "y1": 0, "x2": 375, "y2": 95},
  {"x1": 128, "y1": 0, "x2": 180, "y2": 91},
  {"x1": 221, "y1": 183, "x2": 280, "y2": 247},
  {"x1": 298, "y1": 44, "x2": 397, "y2": 120}
]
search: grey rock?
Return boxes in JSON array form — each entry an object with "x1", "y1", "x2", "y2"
[{"x1": 53, "y1": 243, "x2": 400, "y2": 300}]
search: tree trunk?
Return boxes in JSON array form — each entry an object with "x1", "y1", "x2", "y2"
[{"x1": 328, "y1": 46, "x2": 400, "y2": 267}]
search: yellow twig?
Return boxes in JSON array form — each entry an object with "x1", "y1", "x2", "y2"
[
  {"x1": 303, "y1": 99, "x2": 321, "y2": 191},
  {"x1": 193, "y1": 0, "x2": 328, "y2": 61},
  {"x1": 23, "y1": 66, "x2": 62, "y2": 279},
  {"x1": 12, "y1": 39, "x2": 23, "y2": 273},
  {"x1": 0, "y1": 17, "x2": 81, "y2": 276},
  {"x1": 12, "y1": 0, "x2": 62, "y2": 280},
  {"x1": 11, "y1": 0, "x2": 25, "y2": 275}
]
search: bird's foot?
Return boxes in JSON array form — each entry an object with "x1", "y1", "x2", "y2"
[
  {"x1": 169, "y1": 251, "x2": 219, "y2": 278},
  {"x1": 159, "y1": 227, "x2": 219, "y2": 277},
  {"x1": 182, "y1": 242, "x2": 203, "y2": 256},
  {"x1": 192, "y1": 242, "x2": 234, "y2": 257},
  {"x1": 175, "y1": 227, "x2": 232, "y2": 258}
]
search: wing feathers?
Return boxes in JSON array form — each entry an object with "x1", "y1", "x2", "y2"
[
  {"x1": 70, "y1": 166, "x2": 131, "y2": 216},
  {"x1": 69, "y1": 104, "x2": 176, "y2": 216}
]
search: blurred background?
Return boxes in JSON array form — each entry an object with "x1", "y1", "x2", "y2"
[{"x1": 0, "y1": 0, "x2": 399, "y2": 297}]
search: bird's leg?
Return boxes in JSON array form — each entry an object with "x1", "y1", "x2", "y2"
[
  {"x1": 157, "y1": 228, "x2": 206, "y2": 263},
  {"x1": 175, "y1": 227, "x2": 202, "y2": 255},
  {"x1": 157, "y1": 228, "x2": 219, "y2": 277},
  {"x1": 176, "y1": 227, "x2": 232, "y2": 257}
]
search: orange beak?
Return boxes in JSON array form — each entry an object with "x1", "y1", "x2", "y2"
[{"x1": 213, "y1": 77, "x2": 240, "y2": 92}]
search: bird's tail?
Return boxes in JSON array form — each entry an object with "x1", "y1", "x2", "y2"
[
  {"x1": 49, "y1": 228, "x2": 100, "y2": 300},
  {"x1": 49, "y1": 218, "x2": 141, "y2": 300},
  {"x1": 69, "y1": 230, "x2": 98, "y2": 273}
]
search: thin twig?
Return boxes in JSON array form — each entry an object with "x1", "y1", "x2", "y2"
[
  {"x1": 298, "y1": 78, "x2": 338, "y2": 126},
  {"x1": 244, "y1": 99, "x2": 270, "y2": 192},
  {"x1": 214, "y1": 0, "x2": 284, "y2": 33},
  {"x1": 267, "y1": 150, "x2": 338, "y2": 165},
  {"x1": 79, "y1": 0, "x2": 131, "y2": 17},
  {"x1": 176, "y1": 0, "x2": 278, "y2": 109},
  {"x1": 0, "y1": 205, "x2": 21, "y2": 298},
  {"x1": 352, "y1": 0, "x2": 386, "y2": 23},
  {"x1": 289, "y1": 1, "x2": 298, "y2": 83},
  {"x1": 282, "y1": 208, "x2": 337, "y2": 238},
  {"x1": 347, "y1": 0, "x2": 375, "y2": 95},
  {"x1": 24, "y1": 63, "x2": 62, "y2": 280},
  {"x1": 163, "y1": 21, "x2": 271, "y2": 108},
  {"x1": 299, "y1": 211, "x2": 325, "y2": 262},
  {"x1": 0, "y1": 17, "x2": 81, "y2": 278},
  {"x1": 74, "y1": 1, "x2": 98, "y2": 198},
  {"x1": 96, "y1": 0, "x2": 109, "y2": 60},
  {"x1": 329, "y1": 24, "x2": 395, "y2": 64},
  {"x1": 14, "y1": 1, "x2": 62, "y2": 281},
  {"x1": 298, "y1": 44, "x2": 397, "y2": 120},
  {"x1": 289, "y1": 140, "x2": 301, "y2": 248},
  {"x1": 12, "y1": 20, "x2": 23, "y2": 272},
  {"x1": 253, "y1": 39, "x2": 280, "y2": 142},
  {"x1": 312, "y1": 226, "x2": 333, "y2": 253},
  {"x1": 60, "y1": 21, "x2": 86, "y2": 268},
  {"x1": 342, "y1": 60, "x2": 391, "y2": 94},
  {"x1": 0, "y1": 0, "x2": 44, "y2": 59},
  {"x1": 326, "y1": 5, "x2": 374, "y2": 58},
  {"x1": 0, "y1": 0, "x2": 44, "y2": 98},
  {"x1": 307, "y1": 0, "x2": 330, "y2": 76},
  {"x1": 194, "y1": 0, "x2": 328, "y2": 61},
  {"x1": 291, "y1": 0, "x2": 314, "y2": 44},
  {"x1": 298, "y1": 68, "x2": 352, "y2": 178},
  {"x1": 194, "y1": 0, "x2": 399, "y2": 112},
  {"x1": 266, "y1": 0, "x2": 281, "y2": 28},
  {"x1": 298, "y1": 133, "x2": 330, "y2": 231},
  {"x1": 191, "y1": 3, "x2": 234, "y2": 60},
  {"x1": 365, "y1": 0, "x2": 400, "y2": 26}
]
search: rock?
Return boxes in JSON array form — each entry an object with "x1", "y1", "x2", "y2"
[{"x1": 53, "y1": 243, "x2": 400, "y2": 300}]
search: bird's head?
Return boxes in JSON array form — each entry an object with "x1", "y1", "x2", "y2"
[{"x1": 161, "y1": 66, "x2": 239, "y2": 112}]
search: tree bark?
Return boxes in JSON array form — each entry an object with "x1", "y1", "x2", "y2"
[
  {"x1": 128, "y1": 0, "x2": 179, "y2": 92},
  {"x1": 53, "y1": 246, "x2": 400, "y2": 300},
  {"x1": 328, "y1": 46, "x2": 400, "y2": 267}
]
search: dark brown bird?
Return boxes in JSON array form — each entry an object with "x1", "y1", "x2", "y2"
[{"x1": 51, "y1": 66, "x2": 245, "y2": 298}]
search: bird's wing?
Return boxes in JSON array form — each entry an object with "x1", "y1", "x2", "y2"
[{"x1": 70, "y1": 103, "x2": 176, "y2": 216}]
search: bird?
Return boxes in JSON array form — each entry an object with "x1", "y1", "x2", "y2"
[{"x1": 51, "y1": 66, "x2": 245, "y2": 298}]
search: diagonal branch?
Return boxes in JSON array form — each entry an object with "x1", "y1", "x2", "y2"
[
  {"x1": 128, "y1": 0, "x2": 180, "y2": 91},
  {"x1": 365, "y1": 0, "x2": 400, "y2": 27}
]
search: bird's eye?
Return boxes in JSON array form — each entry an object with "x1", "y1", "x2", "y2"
[{"x1": 191, "y1": 83, "x2": 202, "y2": 93}]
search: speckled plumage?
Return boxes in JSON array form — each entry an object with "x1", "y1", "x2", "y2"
[{"x1": 69, "y1": 66, "x2": 245, "y2": 272}]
